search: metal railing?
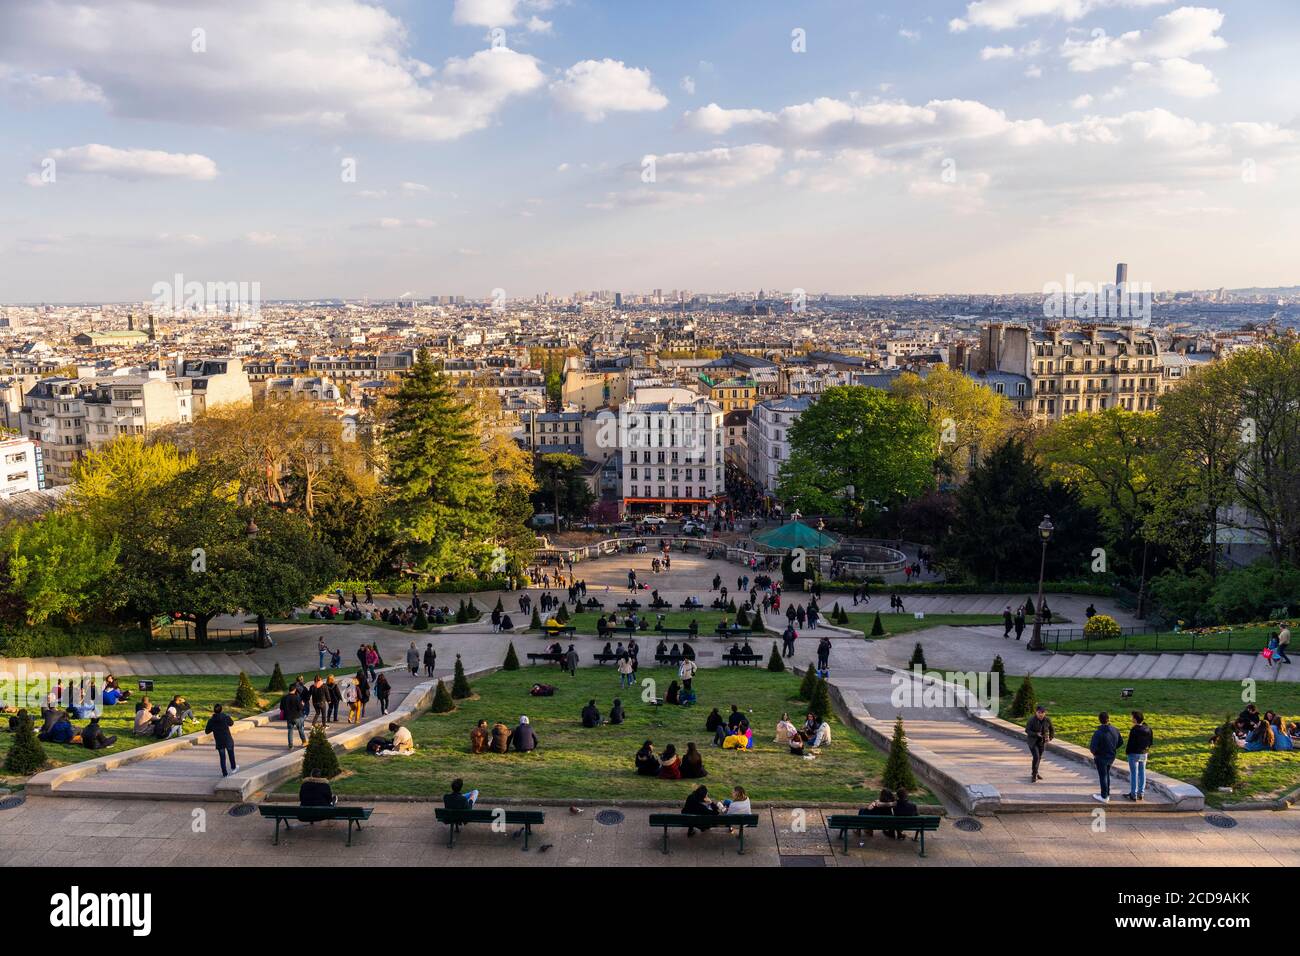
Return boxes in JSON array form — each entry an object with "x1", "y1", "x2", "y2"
[
  {"x1": 1046, "y1": 625, "x2": 1266, "y2": 654},
  {"x1": 157, "y1": 624, "x2": 257, "y2": 644}
]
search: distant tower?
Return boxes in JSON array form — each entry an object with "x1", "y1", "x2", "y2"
[
  {"x1": 1115, "y1": 262, "x2": 1128, "y2": 288},
  {"x1": 127, "y1": 311, "x2": 134, "y2": 332},
  {"x1": 147, "y1": 313, "x2": 156, "y2": 341}
]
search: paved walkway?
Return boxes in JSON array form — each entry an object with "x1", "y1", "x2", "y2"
[{"x1": 1, "y1": 794, "x2": 1296, "y2": 867}]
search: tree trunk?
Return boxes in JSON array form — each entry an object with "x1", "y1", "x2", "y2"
[{"x1": 194, "y1": 614, "x2": 212, "y2": 644}]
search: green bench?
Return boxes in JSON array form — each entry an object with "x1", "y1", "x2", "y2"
[
  {"x1": 258, "y1": 804, "x2": 373, "y2": 846},
  {"x1": 434, "y1": 807, "x2": 546, "y2": 850},
  {"x1": 825, "y1": 814, "x2": 941, "y2": 857},
  {"x1": 648, "y1": 812, "x2": 761, "y2": 855}
]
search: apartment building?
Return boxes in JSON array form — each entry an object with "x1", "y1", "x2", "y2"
[
  {"x1": 265, "y1": 375, "x2": 344, "y2": 405},
  {"x1": 522, "y1": 408, "x2": 584, "y2": 455},
  {"x1": 746, "y1": 394, "x2": 815, "y2": 495},
  {"x1": 707, "y1": 376, "x2": 756, "y2": 413},
  {"x1": 620, "y1": 395, "x2": 724, "y2": 515},
  {"x1": 0, "y1": 437, "x2": 43, "y2": 497}
]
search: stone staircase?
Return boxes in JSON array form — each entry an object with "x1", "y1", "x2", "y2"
[{"x1": 1030, "y1": 651, "x2": 1295, "y2": 683}]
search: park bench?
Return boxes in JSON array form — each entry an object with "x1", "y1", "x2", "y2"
[
  {"x1": 526, "y1": 652, "x2": 566, "y2": 666},
  {"x1": 649, "y1": 601, "x2": 672, "y2": 610},
  {"x1": 710, "y1": 600, "x2": 732, "y2": 610},
  {"x1": 655, "y1": 624, "x2": 698, "y2": 636},
  {"x1": 590, "y1": 652, "x2": 621, "y2": 665},
  {"x1": 434, "y1": 807, "x2": 546, "y2": 850},
  {"x1": 258, "y1": 804, "x2": 373, "y2": 847},
  {"x1": 825, "y1": 814, "x2": 941, "y2": 857},
  {"x1": 715, "y1": 625, "x2": 750, "y2": 638},
  {"x1": 540, "y1": 624, "x2": 576, "y2": 637},
  {"x1": 582, "y1": 600, "x2": 604, "y2": 610},
  {"x1": 678, "y1": 602, "x2": 707, "y2": 610},
  {"x1": 722, "y1": 652, "x2": 763, "y2": 667},
  {"x1": 617, "y1": 601, "x2": 643, "y2": 611},
  {"x1": 648, "y1": 812, "x2": 761, "y2": 855}
]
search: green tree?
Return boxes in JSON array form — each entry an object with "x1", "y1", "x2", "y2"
[
  {"x1": 777, "y1": 386, "x2": 934, "y2": 524},
  {"x1": 382, "y1": 351, "x2": 497, "y2": 581},
  {"x1": 909, "y1": 642, "x2": 926, "y2": 671},
  {"x1": 891, "y1": 364, "x2": 1012, "y2": 483},
  {"x1": 266, "y1": 662, "x2": 286, "y2": 692},
  {"x1": 990, "y1": 655, "x2": 1007, "y2": 697},
  {"x1": 503, "y1": 642, "x2": 520, "y2": 670},
  {"x1": 871, "y1": 611, "x2": 884, "y2": 636},
  {"x1": 429, "y1": 679, "x2": 455, "y2": 713},
  {"x1": 235, "y1": 672, "x2": 260, "y2": 709},
  {"x1": 534, "y1": 453, "x2": 594, "y2": 527},
  {"x1": 882, "y1": 717, "x2": 918, "y2": 792},
  {"x1": 750, "y1": 609, "x2": 765, "y2": 633},
  {"x1": 452, "y1": 654, "x2": 472, "y2": 699},
  {"x1": 1201, "y1": 716, "x2": 1240, "y2": 791},
  {"x1": 798, "y1": 664, "x2": 818, "y2": 700},
  {"x1": 1008, "y1": 676, "x2": 1037, "y2": 718},
  {"x1": 808, "y1": 677, "x2": 833, "y2": 719},
  {"x1": 0, "y1": 511, "x2": 119, "y2": 626},
  {"x1": 301, "y1": 724, "x2": 341, "y2": 778},
  {"x1": 3, "y1": 711, "x2": 46, "y2": 774},
  {"x1": 767, "y1": 642, "x2": 785, "y2": 672}
]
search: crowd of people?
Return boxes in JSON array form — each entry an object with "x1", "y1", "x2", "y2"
[{"x1": 1219, "y1": 703, "x2": 1298, "y2": 752}]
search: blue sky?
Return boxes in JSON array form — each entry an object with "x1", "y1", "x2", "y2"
[{"x1": 1, "y1": 0, "x2": 1298, "y2": 302}]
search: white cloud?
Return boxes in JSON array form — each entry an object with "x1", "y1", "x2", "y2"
[
  {"x1": 400, "y1": 181, "x2": 430, "y2": 193},
  {"x1": 551, "y1": 59, "x2": 668, "y2": 121},
  {"x1": 954, "y1": 0, "x2": 1173, "y2": 32},
  {"x1": 899, "y1": 29, "x2": 921, "y2": 40},
  {"x1": 526, "y1": 16, "x2": 552, "y2": 33},
  {"x1": 682, "y1": 103, "x2": 776, "y2": 135},
  {"x1": 646, "y1": 144, "x2": 783, "y2": 189},
  {"x1": 981, "y1": 45, "x2": 1016, "y2": 60},
  {"x1": 0, "y1": 0, "x2": 545, "y2": 141},
  {"x1": 0, "y1": 66, "x2": 103, "y2": 104},
  {"x1": 1024, "y1": 65, "x2": 1043, "y2": 78},
  {"x1": 42, "y1": 144, "x2": 219, "y2": 181},
  {"x1": 681, "y1": 75, "x2": 696, "y2": 95},
  {"x1": 370, "y1": 218, "x2": 435, "y2": 229},
  {"x1": 453, "y1": 0, "x2": 522, "y2": 27},
  {"x1": 1130, "y1": 57, "x2": 1218, "y2": 96},
  {"x1": 1061, "y1": 6, "x2": 1226, "y2": 72},
  {"x1": 244, "y1": 231, "x2": 278, "y2": 245},
  {"x1": 1071, "y1": 93, "x2": 1095, "y2": 108}
]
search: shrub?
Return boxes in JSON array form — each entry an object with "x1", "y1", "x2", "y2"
[
  {"x1": 736, "y1": 607, "x2": 751, "y2": 627},
  {"x1": 882, "y1": 717, "x2": 918, "y2": 792},
  {"x1": 530, "y1": 607, "x2": 542, "y2": 630},
  {"x1": 1201, "y1": 715, "x2": 1240, "y2": 791},
  {"x1": 503, "y1": 642, "x2": 520, "y2": 671},
  {"x1": 798, "y1": 664, "x2": 819, "y2": 701},
  {"x1": 235, "y1": 672, "x2": 260, "y2": 709},
  {"x1": 266, "y1": 662, "x2": 286, "y2": 692},
  {"x1": 3, "y1": 711, "x2": 46, "y2": 775},
  {"x1": 555, "y1": 603, "x2": 569, "y2": 624},
  {"x1": 871, "y1": 612, "x2": 884, "y2": 637},
  {"x1": 1008, "y1": 675, "x2": 1037, "y2": 719},
  {"x1": 493, "y1": 597, "x2": 504, "y2": 613},
  {"x1": 451, "y1": 654, "x2": 472, "y2": 699},
  {"x1": 767, "y1": 643, "x2": 785, "y2": 672},
  {"x1": 429, "y1": 679, "x2": 454, "y2": 713},
  {"x1": 990, "y1": 655, "x2": 1007, "y2": 696},
  {"x1": 750, "y1": 609, "x2": 765, "y2": 633},
  {"x1": 1083, "y1": 613, "x2": 1121, "y2": 641},
  {"x1": 412, "y1": 609, "x2": 429, "y2": 631},
  {"x1": 808, "y1": 677, "x2": 833, "y2": 719},
  {"x1": 909, "y1": 643, "x2": 926, "y2": 671},
  {"x1": 454, "y1": 600, "x2": 470, "y2": 624},
  {"x1": 301, "y1": 724, "x2": 340, "y2": 779}
]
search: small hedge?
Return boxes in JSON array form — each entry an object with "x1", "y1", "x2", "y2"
[
  {"x1": 882, "y1": 717, "x2": 917, "y2": 792},
  {"x1": 452, "y1": 655, "x2": 472, "y2": 699},
  {"x1": 302, "y1": 724, "x2": 340, "y2": 779},
  {"x1": 429, "y1": 679, "x2": 455, "y2": 713},
  {"x1": 1083, "y1": 613, "x2": 1121, "y2": 641},
  {"x1": 798, "y1": 664, "x2": 819, "y2": 701},
  {"x1": 822, "y1": 580, "x2": 1115, "y2": 597},
  {"x1": 266, "y1": 662, "x2": 286, "y2": 692},
  {"x1": 767, "y1": 642, "x2": 785, "y2": 672},
  {"x1": 503, "y1": 642, "x2": 520, "y2": 671},
  {"x1": 1008, "y1": 675, "x2": 1037, "y2": 718},
  {"x1": 235, "y1": 672, "x2": 260, "y2": 709},
  {"x1": 3, "y1": 711, "x2": 46, "y2": 775}
]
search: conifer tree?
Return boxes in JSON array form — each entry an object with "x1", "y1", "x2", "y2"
[
  {"x1": 266, "y1": 661, "x2": 286, "y2": 692},
  {"x1": 1008, "y1": 675, "x2": 1037, "y2": 718},
  {"x1": 871, "y1": 611, "x2": 884, "y2": 636},
  {"x1": 235, "y1": 671, "x2": 260, "y2": 709},
  {"x1": 503, "y1": 642, "x2": 520, "y2": 671},
  {"x1": 3, "y1": 711, "x2": 46, "y2": 774},
  {"x1": 452, "y1": 654, "x2": 472, "y2": 699},
  {"x1": 301, "y1": 724, "x2": 341, "y2": 778},
  {"x1": 767, "y1": 642, "x2": 785, "y2": 672},
  {"x1": 799, "y1": 664, "x2": 818, "y2": 701},
  {"x1": 808, "y1": 677, "x2": 833, "y2": 719},
  {"x1": 882, "y1": 717, "x2": 918, "y2": 791},
  {"x1": 909, "y1": 642, "x2": 926, "y2": 671},
  {"x1": 430, "y1": 679, "x2": 454, "y2": 713},
  {"x1": 1202, "y1": 715, "x2": 1240, "y2": 791}
]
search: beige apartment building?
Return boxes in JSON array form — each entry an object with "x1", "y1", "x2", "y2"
[{"x1": 972, "y1": 324, "x2": 1194, "y2": 422}]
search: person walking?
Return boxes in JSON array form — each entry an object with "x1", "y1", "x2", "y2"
[
  {"x1": 423, "y1": 642, "x2": 437, "y2": 677},
  {"x1": 326, "y1": 675, "x2": 342, "y2": 723},
  {"x1": 280, "y1": 686, "x2": 306, "y2": 750},
  {"x1": 1025, "y1": 704, "x2": 1053, "y2": 783},
  {"x1": 564, "y1": 644, "x2": 579, "y2": 677},
  {"x1": 205, "y1": 703, "x2": 237, "y2": 777},
  {"x1": 816, "y1": 636, "x2": 832, "y2": 672},
  {"x1": 318, "y1": 637, "x2": 328, "y2": 670},
  {"x1": 1089, "y1": 711, "x2": 1123, "y2": 804},
  {"x1": 679, "y1": 655, "x2": 697, "y2": 693},
  {"x1": 375, "y1": 672, "x2": 392, "y2": 716},
  {"x1": 406, "y1": 641, "x2": 420, "y2": 676},
  {"x1": 617, "y1": 652, "x2": 634, "y2": 689},
  {"x1": 1013, "y1": 608, "x2": 1026, "y2": 641},
  {"x1": 1124, "y1": 710, "x2": 1153, "y2": 802},
  {"x1": 309, "y1": 676, "x2": 329, "y2": 726},
  {"x1": 782, "y1": 623, "x2": 797, "y2": 658},
  {"x1": 1277, "y1": 624, "x2": 1292, "y2": 665},
  {"x1": 1002, "y1": 606, "x2": 1013, "y2": 639}
]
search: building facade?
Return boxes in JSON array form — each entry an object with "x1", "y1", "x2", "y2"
[
  {"x1": 746, "y1": 395, "x2": 814, "y2": 495},
  {"x1": 620, "y1": 395, "x2": 724, "y2": 514}
]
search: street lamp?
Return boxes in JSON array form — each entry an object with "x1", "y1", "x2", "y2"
[{"x1": 1028, "y1": 515, "x2": 1054, "y2": 651}]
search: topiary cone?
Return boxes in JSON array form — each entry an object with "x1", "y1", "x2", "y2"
[
  {"x1": 882, "y1": 717, "x2": 918, "y2": 792},
  {"x1": 1008, "y1": 675, "x2": 1037, "y2": 719},
  {"x1": 301, "y1": 723, "x2": 341, "y2": 779},
  {"x1": 808, "y1": 677, "x2": 833, "y2": 720},
  {"x1": 452, "y1": 654, "x2": 472, "y2": 699},
  {"x1": 429, "y1": 679, "x2": 455, "y2": 713},
  {"x1": 767, "y1": 642, "x2": 785, "y2": 672},
  {"x1": 798, "y1": 663, "x2": 818, "y2": 701},
  {"x1": 3, "y1": 711, "x2": 46, "y2": 775},
  {"x1": 503, "y1": 642, "x2": 520, "y2": 671},
  {"x1": 235, "y1": 671, "x2": 260, "y2": 709},
  {"x1": 266, "y1": 662, "x2": 286, "y2": 692}
]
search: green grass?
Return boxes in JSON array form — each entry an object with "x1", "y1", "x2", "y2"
[
  {"x1": 288, "y1": 667, "x2": 926, "y2": 805},
  {"x1": 1051, "y1": 626, "x2": 1276, "y2": 655},
  {"x1": 0, "y1": 669, "x2": 353, "y2": 778},
  {"x1": 842, "y1": 612, "x2": 1004, "y2": 637},
  {"x1": 999, "y1": 676, "x2": 1300, "y2": 805}
]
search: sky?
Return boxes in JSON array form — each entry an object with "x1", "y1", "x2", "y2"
[{"x1": 1, "y1": 0, "x2": 1298, "y2": 302}]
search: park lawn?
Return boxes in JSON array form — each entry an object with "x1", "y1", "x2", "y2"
[
  {"x1": 531, "y1": 610, "x2": 753, "y2": 636},
  {"x1": 0, "y1": 669, "x2": 353, "y2": 779},
  {"x1": 1052, "y1": 626, "x2": 1276, "y2": 655},
  {"x1": 999, "y1": 676, "x2": 1300, "y2": 805},
  {"x1": 842, "y1": 612, "x2": 1004, "y2": 638},
  {"x1": 293, "y1": 667, "x2": 927, "y2": 805}
]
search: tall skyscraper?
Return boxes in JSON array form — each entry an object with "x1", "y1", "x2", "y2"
[{"x1": 1115, "y1": 262, "x2": 1128, "y2": 288}]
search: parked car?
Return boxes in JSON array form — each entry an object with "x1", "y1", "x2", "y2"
[{"x1": 640, "y1": 514, "x2": 669, "y2": 526}]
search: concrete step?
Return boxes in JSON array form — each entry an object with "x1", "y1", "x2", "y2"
[
  {"x1": 1170, "y1": 655, "x2": 1205, "y2": 678},
  {"x1": 1030, "y1": 654, "x2": 1073, "y2": 677},
  {"x1": 1144, "y1": 655, "x2": 1180, "y2": 680},
  {"x1": 1099, "y1": 655, "x2": 1136, "y2": 678},
  {"x1": 1053, "y1": 655, "x2": 1095, "y2": 678},
  {"x1": 1193, "y1": 655, "x2": 1230, "y2": 681},
  {"x1": 1076, "y1": 655, "x2": 1115, "y2": 677},
  {"x1": 1127, "y1": 655, "x2": 1161, "y2": 679},
  {"x1": 1221, "y1": 655, "x2": 1256, "y2": 680}
]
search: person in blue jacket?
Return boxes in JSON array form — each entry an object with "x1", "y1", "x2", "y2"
[{"x1": 1089, "y1": 711, "x2": 1123, "y2": 804}]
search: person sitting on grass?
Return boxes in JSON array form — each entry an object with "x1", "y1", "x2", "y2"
[
  {"x1": 80, "y1": 716, "x2": 117, "y2": 751},
  {"x1": 706, "y1": 708, "x2": 725, "y2": 737},
  {"x1": 774, "y1": 712, "x2": 797, "y2": 746},
  {"x1": 681, "y1": 785, "x2": 720, "y2": 836},
  {"x1": 102, "y1": 678, "x2": 131, "y2": 706},
  {"x1": 806, "y1": 715, "x2": 832, "y2": 749},
  {"x1": 581, "y1": 699, "x2": 603, "y2": 728},
  {"x1": 723, "y1": 724, "x2": 752, "y2": 750},
  {"x1": 133, "y1": 701, "x2": 157, "y2": 736},
  {"x1": 681, "y1": 741, "x2": 707, "y2": 779},
  {"x1": 490, "y1": 721, "x2": 511, "y2": 753},
  {"x1": 168, "y1": 695, "x2": 194, "y2": 722},
  {"x1": 635, "y1": 740, "x2": 660, "y2": 776},
  {"x1": 1238, "y1": 719, "x2": 1274, "y2": 752},
  {"x1": 508, "y1": 715, "x2": 538, "y2": 753},
  {"x1": 390, "y1": 722, "x2": 414, "y2": 754},
  {"x1": 530, "y1": 683, "x2": 555, "y2": 697},
  {"x1": 788, "y1": 730, "x2": 806, "y2": 756},
  {"x1": 1269, "y1": 714, "x2": 1295, "y2": 750},
  {"x1": 609, "y1": 698, "x2": 625, "y2": 725},
  {"x1": 154, "y1": 707, "x2": 183, "y2": 740},
  {"x1": 300, "y1": 768, "x2": 337, "y2": 807},
  {"x1": 658, "y1": 744, "x2": 682, "y2": 779},
  {"x1": 39, "y1": 710, "x2": 75, "y2": 744},
  {"x1": 443, "y1": 777, "x2": 479, "y2": 810},
  {"x1": 665, "y1": 681, "x2": 681, "y2": 706},
  {"x1": 470, "y1": 719, "x2": 490, "y2": 754}
]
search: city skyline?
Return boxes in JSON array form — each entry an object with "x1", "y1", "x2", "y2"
[{"x1": 3, "y1": 0, "x2": 1300, "y2": 301}]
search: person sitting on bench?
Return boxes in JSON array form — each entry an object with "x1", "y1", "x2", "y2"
[
  {"x1": 682, "y1": 784, "x2": 721, "y2": 835},
  {"x1": 635, "y1": 740, "x2": 660, "y2": 776},
  {"x1": 729, "y1": 641, "x2": 741, "y2": 657},
  {"x1": 300, "y1": 768, "x2": 337, "y2": 807},
  {"x1": 656, "y1": 640, "x2": 668, "y2": 657},
  {"x1": 443, "y1": 778, "x2": 479, "y2": 809},
  {"x1": 581, "y1": 699, "x2": 603, "y2": 728},
  {"x1": 80, "y1": 716, "x2": 117, "y2": 751},
  {"x1": 668, "y1": 643, "x2": 682, "y2": 664},
  {"x1": 740, "y1": 641, "x2": 753, "y2": 656},
  {"x1": 856, "y1": 788, "x2": 897, "y2": 840},
  {"x1": 508, "y1": 715, "x2": 538, "y2": 753},
  {"x1": 601, "y1": 642, "x2": 614, "y2": 658}
]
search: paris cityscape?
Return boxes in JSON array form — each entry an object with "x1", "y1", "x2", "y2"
[{"x1": 0, "y1": 0, "x2": 1294, "y2": 931}]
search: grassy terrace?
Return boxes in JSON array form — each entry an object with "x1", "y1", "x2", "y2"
[
  {"x1": 293, "y1": 667, "x2": 928, "y2": 805},
  {"x1": 842, "y1": 612, "x2": 1004, "y2": 637},
  {"x1": 1050, "y1": 625, "x2": 1279, "y2": 654},
  {"x1": 0, "y1": 669, "x2": 353, "y2": 779},
  {"x1": 1000, "y1": 676, "x2": 1300, "y2": 805}
]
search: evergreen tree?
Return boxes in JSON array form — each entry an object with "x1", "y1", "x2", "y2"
[
  {"x1": 555, "y1": 603, "x2": 569, "y2": 624},
  {"x1": 808, "y1": 677, "x2": 833, "y2": 719},
  {"x1": 235, "y1": 671, "x2": 260, "y2": 709},
  {"x1": 503, "y1": 642, "x2": 520, "y2": 671},
  {"x1": 909, "y1": 643, "x2": 926, "y2": 671},
  {"x1": 767, "y1": 642, "x2": 785, "y2": 672},
  {"x1": 266, "y1": 661, "x2": 286, "y2": 692},
  {"x1": 882, "y1": 717, "x2": 918, "y2": 792},
  {"x1": 798, "y1": 664, "x2": 819, "y2": 701},
  {"x1": 530, "y1": 607, "x2": 542, "y2": 630},
  {"x1": 429, "y1": 679, "x2": 454, "y2": 713},
  {"x1": 736, "y1": 607, "x2": 751, "y2": 627},
  {"x1": 1202, "y1": 715, "x2": 1240, "y2": 791},
  {"x1": 455, "y1": 600, "x2": 469, "y2": 624},
  {"x1": 871, "y1": 611, "x2": 884, "y2": 636},
  {"x1": 3, "y1": 711, "x2": 46, "y2": 774},
  {"x1": 494, "y1": 597, "x2": 504, "y2": 613},
  {"x1": 452, "y1": 654, "x2": 472, "y2": 699},
  {"x1": 726, "y1": 599, "x2": 737, "y2": 613},
  {"x1": 750, "y1": 609, "x2": 765, "y2": 632},
  {"x1": 381, "y1": 351, "x2": 498, "y2": 581},
  {"x1": 413, "y1": 608, "x2": 428, "y2": 630},
  {"x1": 301, "y1": 724, "x2": 341, "y2": 778},
  {"x1": 990, "y1": 655, "x2": 1007, "y2": 698},
  {"x1": 1008, "y1": 675, "x2": 1037, "y2": 718}
]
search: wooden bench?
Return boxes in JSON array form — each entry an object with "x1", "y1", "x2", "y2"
[
  {"x1": 539, "y1": 625, "x2": 576, "y2": 637},
  {"x1": 648, "y1": 812, "x2": 760, "y2": 855},
  {"x1": 722, "y1": 652, "x2": 763, "y2": 667},
  {"x1": 526, "y1": 652, "x2": 566, "y2": 666},
  {"x1": 715, "y1": 626, "x2": 750, "y2": 639},
  {"x1": 617, "y1": 602, "x2": 643, "y2": 611},
  {"x1": 825, "y1": 814, "x2": 941, "y2": 857},
  {"x1": 655, "y1": 624, "x2": 698, "y2": 636},
  {"x1": 434, "y1": 807, "x2": 546, "y2": 850},
  {"x1": 648, "y1": 602, "x2": 672, "y2": 611},
  {"x1": 258, "y1": 804, "x2": 373, "y2": 846},
  {"x1": 590, "y1": 652, "x2": 620, "y2": 665},
  {"x1": 678, "y1": 602, "x2": 707, "y2": 610}
]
